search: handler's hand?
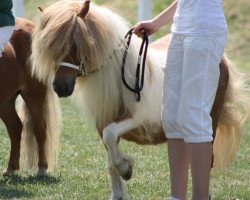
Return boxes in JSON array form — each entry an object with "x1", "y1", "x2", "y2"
[{"x1": 133, "y1": 20, "x2": 159, "y2": 38}]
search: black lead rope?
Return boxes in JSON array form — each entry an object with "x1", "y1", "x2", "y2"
[{"x1": 121, "y1": 28, "x2": 149, "y2": 102}]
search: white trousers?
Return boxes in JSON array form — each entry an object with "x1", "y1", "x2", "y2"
[
  {"x1": 0, "y1": 26, "x2": 15, "y2": 57},
  {"x1": 162, "y1": 34, "x2": 226, "y2": 143}
]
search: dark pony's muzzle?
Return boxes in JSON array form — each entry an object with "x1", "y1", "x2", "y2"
[
  {"x1": 53, "y1": 78, "x2": 75, "y2": 97},
  {"x1": 53, "y1": 66, "x2": 78, "y2": 97}
]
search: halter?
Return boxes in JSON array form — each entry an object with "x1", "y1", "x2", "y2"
[
  {"x1": 59, "y1": 46, "x2": 123, "y2": 77},
  {"x1": 60, "y1": 61, "x2": 98, "y2": 77},
  {"x1": 121, "y1": 28, "x2": 149, "y2": 102}
]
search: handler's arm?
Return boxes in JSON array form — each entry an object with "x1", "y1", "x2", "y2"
[
  {"x1": 133, "y1": 1, "x2": 177, "y2": 36},
  {"x1": 152, "y1": 1, "x2": 177, "y2": 30}
]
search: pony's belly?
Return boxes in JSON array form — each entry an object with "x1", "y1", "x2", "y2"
[{"x1": 121, "y1": 126, "x2": 167, "y2": 145}]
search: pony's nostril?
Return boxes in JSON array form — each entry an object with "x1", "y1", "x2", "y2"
[
  {"x1": 63, "y1": 84, "x2": 69, "y2": 94},
  {"x1": 53, "y1": 82, "x2": 59, "y2": 93},
  {"x1": 53, "y1": 81, "x2": 67, "y2": 97}
]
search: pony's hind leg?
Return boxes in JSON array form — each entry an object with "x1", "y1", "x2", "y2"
[
  {"x1": 0, "y1": 96, "x2": 22, "y2": 176},
  {"x1": 103, "y1": 119, "x2": 136, "y2": 181}
]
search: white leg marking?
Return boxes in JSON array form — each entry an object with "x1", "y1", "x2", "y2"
[
  {"x1": 103, "y1": 119, "x2": 136, "y2": 180},
  {"x1": 103, "y1": 119, "x2": 136, "y2": 146},
  {"x1": 107, "y1": 154, "x2": 124, "y2": 200}
]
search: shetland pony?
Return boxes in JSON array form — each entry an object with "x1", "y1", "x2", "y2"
[
  {"x1": 30, "y1": 1, "x2": 248, "y2": 198},
  {"x1": 0, "y1": 18, "x2": 61, "y2": 176}
]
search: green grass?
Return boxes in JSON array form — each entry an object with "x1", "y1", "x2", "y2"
[
  {"x1": 1, "y1": 99, "x2": 249, "y2": 199},
  {"x1": 0, "y1": 0, "x2": 248, "y2": 199}
]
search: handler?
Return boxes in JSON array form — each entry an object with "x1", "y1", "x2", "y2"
[
  {"x1": 0, "y1": 0, "x2": 15, "y2": 57},
  {"x1": 133, "y1": 0, "x2": 227, "y2": 200}
]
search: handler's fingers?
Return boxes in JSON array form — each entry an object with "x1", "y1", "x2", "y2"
[
  {"x1": 133, "y1": 24, "x2": 142, "y2": 33},
  {"x1": 133, "y1": 24, "x2": 145, "y2": 37}
]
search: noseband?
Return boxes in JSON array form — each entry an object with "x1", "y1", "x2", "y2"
[
  {"x1": 60, "y1": 61, "x2": 98, "y2": 77},
  {"x1": 59, "y1": 45, "x2": 123, "y2": 77}
]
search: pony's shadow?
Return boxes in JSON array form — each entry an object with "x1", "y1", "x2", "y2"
[{"x1": 0, "y1": 174, "x2": 61, "y2": 199}]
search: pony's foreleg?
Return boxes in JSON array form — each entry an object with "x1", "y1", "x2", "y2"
[
  {"x1": 103, "y1": 118, "x2": 136, "y2": 181},
  {"x1": 21, "y1": 90, "x2": 48, "y2": 176},
  {"x1": 0, "y1": 96, "x2": 22, "y2": 176},
  {"x1": 107, "y1": 153, "x2": 126, "y2": 200},
  {"x1": 27, "y1": 105, "x2": 48, "y2": 176}
]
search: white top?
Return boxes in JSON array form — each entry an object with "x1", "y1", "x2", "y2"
[{"x1": 171, "y1": 0, "x2": 227, "y2": 36}]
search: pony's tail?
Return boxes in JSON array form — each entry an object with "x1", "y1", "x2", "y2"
[
  {"x1": 20, "y1": 87, "x2": 61, "y2": 171},
  {"x1": 213, "y1": 55, "x2": 249, "y2": 169}
]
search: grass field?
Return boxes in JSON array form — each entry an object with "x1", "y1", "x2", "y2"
[{"x1": 0, "y1": 0, "x2": 249, "y2": 199}]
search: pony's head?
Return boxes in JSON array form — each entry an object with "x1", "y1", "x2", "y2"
[
  {"x1": 52, "y1": 47, "x2": 80, "y2": 97},
  {"x1": 31, "y1": 0, "x2": 130, "y2": 97}
]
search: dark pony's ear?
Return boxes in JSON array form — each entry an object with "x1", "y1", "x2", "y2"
[
  {"x1": 78, "y1": 0, "x2": 91, "y2": 18},
  {"x1": 38, "y1": 6, "x2": 44, "y2": 12}
]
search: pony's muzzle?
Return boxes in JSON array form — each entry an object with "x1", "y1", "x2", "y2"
[{"x1": 53, "y1": 79, "x2": 75, "y2": 97}]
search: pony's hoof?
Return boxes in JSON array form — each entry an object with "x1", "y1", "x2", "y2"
[
  {"x1": 3, "y1": 168, "x2": 18, "y2": 176},
  {"x1": 110, "y1": 197, "x2": 123, "y2": 200},
  {"x1": 36, "y1": 168, "x2": 48, "y2": 176},
  {"x1": 110, "y1": 193, "x2": 124, "y2": 200},
  {"x1": 115, "y1": 156, "x2": 134, "y2": 181}
]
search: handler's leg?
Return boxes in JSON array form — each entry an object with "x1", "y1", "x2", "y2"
[
  {"x1": 178, "y1": 35, "x2": 226, "y2": 200},
  {"x1": 162, "y1": 34, "x2": 188, "y2": 199},
  {"x1": 190, "y1": 143, "x2": 212, "y2": 200},
  {"x1": 168, "y1": 139, "x2": 189, "y2": 200}
]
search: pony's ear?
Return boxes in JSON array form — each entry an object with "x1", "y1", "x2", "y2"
[
  {"x1": 38, "y1": 6, "x2": 44, "y2": 12},
  {"x1": 77, "y1": 0, "x2": 90, "y2": 18}
]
